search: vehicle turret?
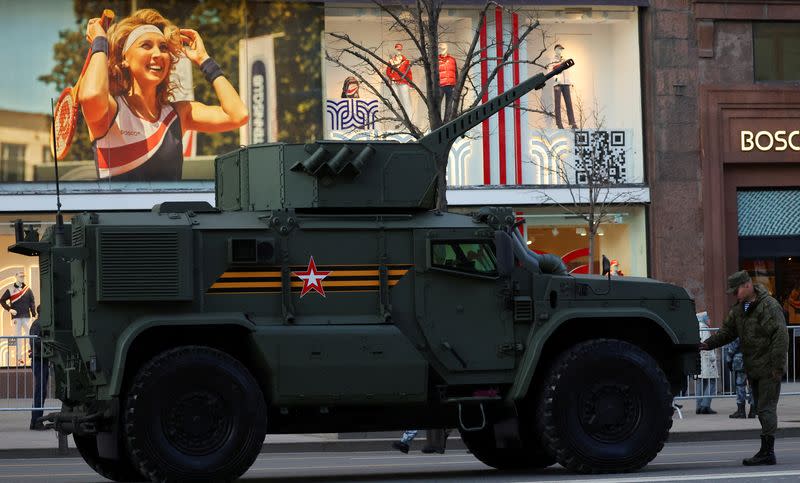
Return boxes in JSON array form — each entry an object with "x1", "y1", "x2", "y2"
[{"x1": 215, "y1": 60, "x2": 575, "y2": 212}]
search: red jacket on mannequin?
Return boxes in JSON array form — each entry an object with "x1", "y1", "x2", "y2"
[{"x1": 438, "y1": 54, "x2": 456, "y2": 87}]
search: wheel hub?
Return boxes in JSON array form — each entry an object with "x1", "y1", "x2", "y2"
[
  {"x1": 163, "y1": 390, "x2": 232, "y2": 456},
  {"x1": 578, "y1": 383, "x2": 640, "y2": 443}
]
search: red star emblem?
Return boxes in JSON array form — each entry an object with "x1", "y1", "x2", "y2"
[{"x1": 293, "y1": 256, "x2": 332, "y2": 298}]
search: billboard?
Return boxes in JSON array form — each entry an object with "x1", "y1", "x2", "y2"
[{"x1": 0, "y1": 0, "x2": 322, "y2": 183}]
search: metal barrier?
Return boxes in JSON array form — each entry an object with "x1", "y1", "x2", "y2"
[
  {"x1": 674, "y1": 326, "x2": 800, "y2": 403},
  {"x1": 0, "y1": 336, "x2": 58, "y2": 411}
]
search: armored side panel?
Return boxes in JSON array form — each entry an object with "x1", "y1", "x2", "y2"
[{"x1": 216, "y1": 141, "x2": 438, "y2": 211}]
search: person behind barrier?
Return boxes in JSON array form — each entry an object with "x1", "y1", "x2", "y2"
[
  {"x1": 700, "y1": 270, "x2": 789, "y2": 466},
  {"x1": 696, "y1": 312, "x2": 718, "y2": 414},
  {"x1": 28, "y1": 305, "x2": 48, "y2": 430},
  {"x1": 725, "y1": 337, "x2": 755, "y2": 419}
]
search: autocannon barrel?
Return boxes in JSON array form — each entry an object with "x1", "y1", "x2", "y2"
[{"x1": 420, "y1": 59, "x2": 574, "y2": 154}]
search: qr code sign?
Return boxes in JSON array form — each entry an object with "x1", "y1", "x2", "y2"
[{"x1": 573, "y1": 130, "x2": 627, "y2": 184}]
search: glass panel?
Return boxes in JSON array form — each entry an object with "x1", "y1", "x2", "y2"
[
  {"x1": 754, "y1": 23, "x2": 800, "y2": 81},
  {"x1": 431, "y1": 241, "x2": 497, "y2": 275}
]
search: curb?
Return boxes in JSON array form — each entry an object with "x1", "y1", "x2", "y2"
[{"x1": 2, "y1": 429, "x2": 800, "y2": 459}]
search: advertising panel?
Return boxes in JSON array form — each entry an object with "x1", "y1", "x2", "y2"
[{"x1": 0, "y1": 0, "x2": 322, "y2": 183}]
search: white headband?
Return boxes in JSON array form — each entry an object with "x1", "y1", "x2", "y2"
[{"x1": 122, "y1": 25, "x2": 165, "y2": 54}]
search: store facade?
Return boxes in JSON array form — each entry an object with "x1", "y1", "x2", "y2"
[
  {"x1": 644, "y1": 1, "x2": 800, "y2": 323},
  {"x1": 701, "y1": 86, "x2": 800, "y2": 325}
]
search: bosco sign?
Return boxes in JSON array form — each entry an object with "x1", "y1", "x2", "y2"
[{"x1": 740, "y1": 130, "x2": 800, "y2": 152}]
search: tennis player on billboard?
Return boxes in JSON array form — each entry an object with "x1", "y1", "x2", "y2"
[{"x1": 81, "y1": 8, "x2": 248, "y2": 181}]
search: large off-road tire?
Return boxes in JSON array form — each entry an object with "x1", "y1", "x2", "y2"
[
  {"x1": 460, "y1": 424, "x2": 555, "y2": 470},
  {"x1": 537, "y1": 339, "x2": 672, "y2": 474},
  {"x1": 123, "y1": 346, "x2": 267, "y2": 482},
  {"x1": 73, "y1": 433, "x2": 144, "y2": 482}
]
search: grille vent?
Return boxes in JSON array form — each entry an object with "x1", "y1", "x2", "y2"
[
  {"x1": 39, "y1": 254, "x2": 51, "y2": 277},
  {"x1": 513, "y1": 296, "x2": 533, "y2": 322},
  {"x1": 98, "y1": 231, "x2": 191, "y2": 301},
  {"x1": 71, "y1": 220, "x2": 85, "y2": 247}
]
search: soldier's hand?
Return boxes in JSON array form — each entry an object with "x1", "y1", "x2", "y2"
[
  {"x1": 772, "y1": 369, "x2": 783, "y2": 381},
  {"x1": 698, "y1": 342, "x2": 709, "y2": 351},
  {"x1": 9, "y1": 308, "x2": 16, "y2": 316}
]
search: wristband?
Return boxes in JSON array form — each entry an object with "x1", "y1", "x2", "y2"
[
  {"x1": 200, "y1": 57, "x2": 224, "y2": 83},
  {"x1": 91, "y1": 36, "x2": 108, "y2": 56}
]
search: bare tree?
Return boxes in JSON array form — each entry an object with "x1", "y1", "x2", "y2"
[
  {"x1": 325, "y1": 0, "x2": 551, "y2": 210},
  {"x1": 529, "y1": 99, "x2": 643, "y2": 274}
]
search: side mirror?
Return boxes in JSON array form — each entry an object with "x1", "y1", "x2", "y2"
[
  {"x1": 602, "y1": 254, "x2": 611, "y2": 278},
  {"x1": 495, "y1": 230, "x2": 514, "y2": 276}
]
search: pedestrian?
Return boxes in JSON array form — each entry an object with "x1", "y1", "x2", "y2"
[
  {"x1": 28, "y1": 306, "x2": 48, "y2": 430},
  {"x1": 391, "y1": 428, "x2": 450, "y2": 454},
  {"x1": 700, "y1": 270, "x2": 789, "y2": 466},
  {"x1": 725, "y1": 337, "x2": 755, "y2": 418},
  {"x1": 696, "y1": 312, "x2": 718, "y2": 414}
]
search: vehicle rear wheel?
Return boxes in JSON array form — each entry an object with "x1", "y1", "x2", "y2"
[
  {"x1": 73, "y1": 433, "x2": 143, "y2": 482},
  {"x1": 536, "y1": 339, "x2": 673, "y2": 473},
  {"x1": 460, "y1": 424, "x2": 555, "y2": 470},
  {"x1": 123, "y1": 346, "x2": 267, "y2": 482}
]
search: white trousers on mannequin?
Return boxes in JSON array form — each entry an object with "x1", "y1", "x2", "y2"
[
  {"x1": 12, "y1": 317, "x2": 31, "y2": 339},
  {"x1": 394, "y1": 83, "x2": 412, "y2": 121}
]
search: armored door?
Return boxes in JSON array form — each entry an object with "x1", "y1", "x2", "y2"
[{"x1": 415, "y1": 237, "x2": 515, "y2": 373}]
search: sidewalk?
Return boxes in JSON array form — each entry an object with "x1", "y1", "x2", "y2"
[{"x1": 4, "y1": 390, "x2": 800, "y2": 459}]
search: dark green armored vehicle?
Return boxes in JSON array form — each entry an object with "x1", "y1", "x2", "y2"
[{"x1": 11, "y1": 60, "x2": 698, "y2": 482}]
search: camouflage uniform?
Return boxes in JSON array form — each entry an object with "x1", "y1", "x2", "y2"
[{"x1": 704, "y1": 284, "x2": 789, "y2": 437}]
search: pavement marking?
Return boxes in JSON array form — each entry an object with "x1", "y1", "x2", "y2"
[
  {"x1": 250, "y1": 460, "x2": 487, "y2": 472},
  {"x1": 349, "y1": 454, "x2": 473, "y2": 460},
  {"x1": 650, "y1": 459, "x2": 733, "y2": 466},
  {"x1": 0, "y1": 473, "x2": 97, "y2": 479},
  {"x1": 513, "y1": 469, "x2": 800, "y2": 483},
  {"x1": 0, "y1": 461, "x2": 86, "y2": 468}
]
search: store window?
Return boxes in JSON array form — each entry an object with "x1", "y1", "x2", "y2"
[
  {"x1": 431, "y1": 241, "x2": 498, "y2": 276},
  {"x1": 0, "y1": 143, "x2": 25, "y2": 182},
  {"x1": 521, "y1": 205, "x2": 647, "y2": 276},
  {"x1": 323, "y1": 5, "x2": 643, "y2": 188},
  {"x1": 754, "y1": 23, "x2": 800, "y2": 81}
]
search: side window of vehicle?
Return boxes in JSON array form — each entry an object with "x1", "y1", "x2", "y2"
[{"x1": 431, "y1": 241, "x2": 498, "y2": 276}]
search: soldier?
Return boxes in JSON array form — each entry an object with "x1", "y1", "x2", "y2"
[{"x1": 700, "y1": 270, "x2": 789, "y2": 466}]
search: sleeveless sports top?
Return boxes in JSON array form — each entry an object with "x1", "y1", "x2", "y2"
[{"x1": 93, "y1": 97, "x2": 183, "y2": 181}]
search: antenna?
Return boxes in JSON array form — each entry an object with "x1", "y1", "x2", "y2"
[{"x1": 50, "y1": 99, "x2": 65, "y2": 247}]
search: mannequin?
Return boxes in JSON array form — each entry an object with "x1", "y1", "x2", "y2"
[
  {"x1": 386, "y1": 43, "x2": 413, "y2": 117},
  {"x1": 438, "y1": 42, "x2": 457, "y2": 112},
  {"x1": 341, "y1": 76, "x2": 360, "y2": 98},
  {"x1": 549, "y1": 44, "x2": 577, "y2": 129},
  {"x1": 0, "y1": 271, "x2": 36, "y2": 340}
]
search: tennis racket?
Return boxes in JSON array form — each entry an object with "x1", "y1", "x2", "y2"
[{"x1": 51, "y1": 9, "x2": 115, "y2": 161}]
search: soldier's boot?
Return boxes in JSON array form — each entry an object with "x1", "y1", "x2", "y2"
[
  {"x1": 748, "y1": 404, "x2": 757, "y2": 418},
  {"x1": 729, "y1": 403, "x2": 746, "y2": 419},
  {"x1": 742, "y1": 436, "x2": 776, "y2": 466}
]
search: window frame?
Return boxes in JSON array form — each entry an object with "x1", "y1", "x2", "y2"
[{"x1": 429, "y1": 239, "x2": 499, "y2": 279}]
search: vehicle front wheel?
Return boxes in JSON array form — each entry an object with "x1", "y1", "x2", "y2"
[
  {"x1": 536, "y1": 339, "x2": 673, "y2": 473},
  {"x1": 123, "y1": 346, "x2": 267, "y2": 482}
]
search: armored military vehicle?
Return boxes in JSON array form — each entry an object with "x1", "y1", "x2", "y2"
[{"x1": 11, "y1": 59, "x2": 698, "y2": 482}]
